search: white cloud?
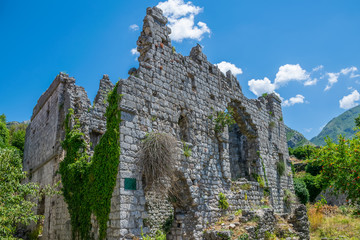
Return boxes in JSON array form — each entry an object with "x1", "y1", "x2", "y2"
[
  {"x1": 215, "y1": 61, "x2": 243, "y2": 76},
  {"x1": 304, "y1": 78, "x2": 318, "y2": 86},
  {"x1": 339, "y1": 90, "x2": 360, "y2": 109},
  {"x1": 312, "y1": 65, "x2": 324, "y2": 72},
  {"x1": 274, "y1": 64, "x2": 310, "y2": 87},
  {"x1": 248, "y1": 77, "x2": 276, "y2": 97},
  {"x1": 157, "y1": 0, "x2": 210, "y2": 42},
  {"x1": 129, "y1": 24, "x2": 139, "y2": 31},
  {"x1": 130, "y1": 48, "x2": 139, "y2": 56},
  {"x1": 324, "y1": 72, "x2": 340, "y2": 91},
  {"x1": 325, "y1": 66, "x2": 360, "y2": 91},
  {"x1": 341, "y1": 66, "x2": 360, "y2": 78},
  {"x1": 157, "y1": 0, "x2": 202, "y2": 19},
  {"x1": 282, "y1": 94, "x2": 305, "y2": 107}
]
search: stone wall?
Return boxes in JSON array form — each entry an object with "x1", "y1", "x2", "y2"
[
  {"x1": 114, "y1": 6, "x2": 295, "y2": 239},
  {"x1": 23, "y1": 73, "x2": 118, "y2": 239},
  {"x1": 23, "y1": 6, "x2": 304, "y2": 240}
]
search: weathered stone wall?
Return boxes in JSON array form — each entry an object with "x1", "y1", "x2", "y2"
[
  {"x1": 23, "y1": 73, "x2": 119, "y2": 240},
  {"x1": 114, "y1": 6, "x2": 295, "y2": 239},
  {"x1": 23, "y1": 6, "x2": 302, "y2": 240}
]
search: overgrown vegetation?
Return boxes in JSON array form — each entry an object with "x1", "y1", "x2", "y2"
[
  {"x1": 293, "y1": 178, "x2": 309, "y2": 204},
  {"x1": 0, "y1": 114, "x2": 44, "y2": 239},
  {"x1": 308, "y1": 204, "x2": 360, "y2": 239},
  {"x1": 218, "y1": 192, "x2": 229, "y2": 210},
  {"x1": 137, "y1": 132, "x2": 178, "y2": 194},
  {"x1": 183, "y1": 141, "x2": 191, "y2": 158},
  {"x1": 209, "y1": 107, "x2": 235, "y2": 134},
  {"x1": 59, "y1": 83, "x2": 122, "y2": 240}
]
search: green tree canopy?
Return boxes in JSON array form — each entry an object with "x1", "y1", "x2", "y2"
[{"x1": 0, "y1": 147, "x2": 41, "y2": 239}]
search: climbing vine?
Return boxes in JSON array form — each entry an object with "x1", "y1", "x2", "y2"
[{"x1": 59, "y1": 83, "x2": 122, "y2": 240}]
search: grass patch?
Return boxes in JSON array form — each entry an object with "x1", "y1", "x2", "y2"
[{"x1": 308, "y1": 204, "x2": 360, "y2": 239}]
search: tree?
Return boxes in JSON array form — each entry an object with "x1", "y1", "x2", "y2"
[
  {"x1": 0, "y1": 147, "x2": 41, "y2": 239},
  {"x1": 9, "y1": 123, "x2": 28, "y2": 155},
  {"x1": 312, "y1": 132, "x2": 360, "y2": 204},
  {"x1": 0, "y1": 114, "x2": 9, "y2": 147}
]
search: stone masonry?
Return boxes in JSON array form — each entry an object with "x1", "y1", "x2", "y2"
[{"x1": 23, "y1": 6, "x2": 308, "y2": 240}]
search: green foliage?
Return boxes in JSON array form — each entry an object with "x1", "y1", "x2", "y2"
[
  {"x1": 283, "y1": 189, "x2": 294, "y2": 207},
  {"x1": 141, "y1": 227, "x2": 166, "y2": 240},
  {"x1": 238, "y1": 233, "x2": 249, "y2": 240},
  {"x1": 269, "y1": 121, "x2": 275, "y2": 128},
  {"x1": 172, "y1": 46, "x2": 176, "y2": 54},
  {"x1": 311, "y1": 106, "x2": 360, "y2": 146},
  {"x1": 302, "y1": 173, "x2": 324, "y2": 202},
  {"x1": 59, "y1": 83, "x2": 122, "y2": 240},
  {"x1": 209, "y1": 107, "x2": 235, "y2": 134},
  {"x1": 305, "y1": 161, "x2": 322, "y2": 176},
  {"x1": 255, "y1": 174, "x2": 265, "y2": 188},
  {"x1": 218, "y1": 192, "x2": 229, "y2": 210},
  {"x1": 293, "y1": 178, "x2": 309, "y2": 204},
  {"x1": 276, "y1": 161, "x2": 285, "y2": 176},
  {"x1": 0, "y1": 114, "x2": 9, "y2": 147},
  {"x1": 289, "y1": 144, "x2": 315, "y2": 160},
  {"x1": 234, "y1": 209, "x2": 242, "y2": 216},
  {"x1": 183, "y1": 142, "x2": 191, "y2": 158},
  {"x1": 9, "y1": 123, "x2": 28, "y2": 155},
  {"x1": 312, "y1": 133, "x2": 360, "y2": 204},
  {"x1": 0, "y1": 147, "x2": 41, "y2": 239},
  {"x1": 261, "y1": 93, "x2": 268, "y2": 98}
]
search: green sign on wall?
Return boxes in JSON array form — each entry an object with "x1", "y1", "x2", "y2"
[{"x1": 124, "y1": 178, "x2": 137, "y2": 190}]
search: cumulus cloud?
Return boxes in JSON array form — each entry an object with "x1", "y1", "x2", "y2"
[
  {"x1": 129, "y1": 24, "x2": 139, "y2": 31},
  {"x1": 248, "y1": 77, "x2": 276, "y2": 97},
  {"x1": 304, "y1": 78, "x2": 318, "y2": 86},
  {"x1": 324, "y1": 72, "x2": 340, "y2": 91},
  {"x1": 325, "y1": 66, "x2": 360, "y2": 91},
  {"x1": 312, "y1": 65, "x2": 324, "y2": 72},
  {"x1": 215, "y1": 61, "x2": 243, "y2": 76},
  {"x1": 130, "y1": 48, "x2": 139, "y2": 56},
  {"x1": 274, "y1": 64, "x2": 310, "y2": 87},
  {"x1": 339, "y1": 90, "x2": 360, "y2": 109},
  {"x1": 282, "y1": 94, "x2": 305, "y2": 107},
  {"x1": 157, "y1": 0, "x2": 210, "y2": 42},
  {"x1": 248, "y1": 64, "x2": 313, "y2": 97}
]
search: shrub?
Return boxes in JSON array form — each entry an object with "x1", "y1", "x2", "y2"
[
  {"x1": 138, "y1": 132, "x2": 178, "y2": 194},
  {"x1": 183, "y1": 142, "x2": 192, "y2": 158},
  {"x1": 293, "y1": 178, "x2": 309, "y2": 204},
  {"x1": 276, "y1": 161, "x2": 285, "y2": 176},
  {"x1": 305, "y1": 161, "x2": 322, "y2": 176},
  {"x1": 302, "y1": 173, "x2": 323, "y2": 202},
  {"x1": 283, "y1": 189, "x2": 294, "y2": 207},
  {"x1": 256, "y1": 175, "x2": 265, "y2": 188},
  {"x1": 218, "y1": 192, "x2": 229, "y2": 210}
]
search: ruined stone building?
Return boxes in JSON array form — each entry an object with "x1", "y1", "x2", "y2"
[{"x1": 23, "y1": 6, "x2": 308, "y2": 240}]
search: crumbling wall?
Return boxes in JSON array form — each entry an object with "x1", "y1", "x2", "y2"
[
  {"x1": 23, "y1": 73, "x2": 118, "y2": 240},
  {"x1": 115, "y1": 6, "x2": 295, "y2": 240},
  {"x1": 24, "y1": 6, "x2": 301, "y2": 240}
]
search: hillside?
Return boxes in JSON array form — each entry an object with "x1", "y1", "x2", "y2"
[
  {"x1": 311, "y1": 105, "x2": 360, "y2": 146},
  {"x1": 285, "y1": 125, "x2": 312, "y2": 148}
]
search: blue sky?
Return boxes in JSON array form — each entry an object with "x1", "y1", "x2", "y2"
[{"x1": 1, "y1": 0, "x2": 360, "y2": 139}]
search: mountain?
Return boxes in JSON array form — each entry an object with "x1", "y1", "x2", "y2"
[
  {"x1": 311, "y1": 105, "x2": 360, "y2": 146},
  {"x1": 285, "y1": 125, "x2": 312, "y2": 148}
]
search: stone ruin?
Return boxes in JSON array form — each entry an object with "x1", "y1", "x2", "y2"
[{"x1": 23, "y1": 6, "x2": 309, "y2": 240}]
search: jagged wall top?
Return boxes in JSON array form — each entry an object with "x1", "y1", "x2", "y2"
[{"x1": 136, "y1": 6, "x2": 242, "y2": 93}]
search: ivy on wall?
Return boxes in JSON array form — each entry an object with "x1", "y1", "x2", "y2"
[{"x1": 59, "y1": 83, "x2": 122, "y2": 240}]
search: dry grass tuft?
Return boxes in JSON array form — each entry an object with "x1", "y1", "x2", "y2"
[
  {"x1": 137, "y1": 132, "x2": 179, "y2": 196},
  {"x1": 308, "y1": 206, "x2": 324, "y2": 231},
  {"x1": 308, "y1": 204, "x2": 360, "y2": 239}
]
